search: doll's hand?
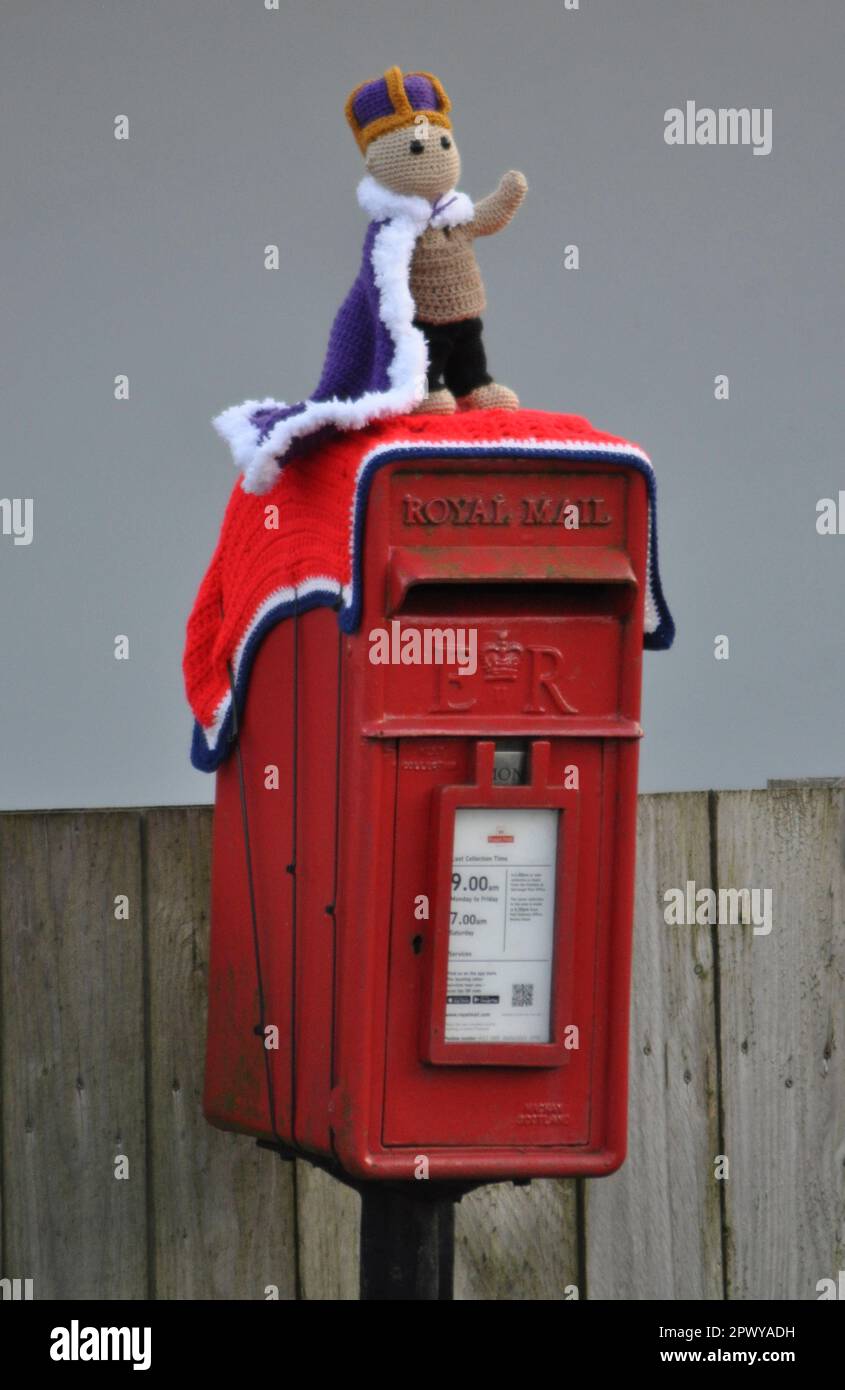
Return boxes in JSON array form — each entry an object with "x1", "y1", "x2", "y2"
[
  {"x1": 470, "y1": 170, "x2": 528, "y2": 236},
  {"x1": 499, "y1": 170, "x2": 528, "y2": 200}
]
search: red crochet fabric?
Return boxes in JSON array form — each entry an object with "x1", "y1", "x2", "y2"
[{"x1": 184, "y1": 408, "x2": 671, "y2": 771}]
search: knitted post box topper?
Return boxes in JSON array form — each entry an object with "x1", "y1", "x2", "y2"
[{"x1": 213, "y1": 67, "x2": 528, "y2": 495}]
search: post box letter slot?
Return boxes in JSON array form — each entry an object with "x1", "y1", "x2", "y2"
[
  {"x1": 422, "y1": 740, "x2": 580, "y2": 1069},
  {"x1": 387, "y1": 546, "x2": 637, "y2": 616}
]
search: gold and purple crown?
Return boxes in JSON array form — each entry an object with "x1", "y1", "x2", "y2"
[{"x1": 345, "y1": 66, "x2": 452, "y2": 153}]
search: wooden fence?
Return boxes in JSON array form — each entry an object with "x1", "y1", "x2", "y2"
[{"x1": 0, "y1": 784, "x2": 843, "y2": 1300}]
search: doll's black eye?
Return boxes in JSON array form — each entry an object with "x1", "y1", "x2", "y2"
[
  {"x1": 440, "y1": 136, "x2": 452, "y2": 149},
  {"x1": 410, "y1": 140, "x2": 425, "y2": 154}
]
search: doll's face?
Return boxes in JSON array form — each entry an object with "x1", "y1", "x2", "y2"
[{"x1": 365, "y1": 122, "x2": 461, "y2": 200}]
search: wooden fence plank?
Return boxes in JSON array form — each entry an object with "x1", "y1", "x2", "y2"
[
  {"x1": 296, "y1": 1161, "x2": 360, "y2": 1300},
  {"x1": 717, "y1": 786, "x2": 845, "y2": 1299},
  {"x1": 584, "y1": 792, "x2": 724, "y2": 1300},
  {"x1": 0, "y1": 812, "x2": 146, "y2": 1298},
  {"x1": 146, "y1": 807, "x2": 296, "y2": 1300},
  {"x1": 455, "y1": 1179, "x2": 579, "y2": 1300}
]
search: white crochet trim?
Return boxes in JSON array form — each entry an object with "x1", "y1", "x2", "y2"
[{"x1": 213, "y1": 178, "x2": 475, "y2": 495}]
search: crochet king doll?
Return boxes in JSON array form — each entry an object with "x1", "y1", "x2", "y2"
[
  {"x1": 353, "y1": 67, "x2": 527, "y2": 415},
  {"x1": 214, "y1": 66, "x2": 528, "y2": 495}
]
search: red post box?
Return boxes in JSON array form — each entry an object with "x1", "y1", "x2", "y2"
[{"x1": 204, "y1": 451, "x2": 652, "y2": 1181}]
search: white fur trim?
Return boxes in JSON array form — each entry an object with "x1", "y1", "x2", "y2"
[
  {"x1": 213, "y1": 397, "x2": 283, "y2": 476},
  {"x1": 356, "y1": 175, "x2": 474, "y2": 230},
  {"x1": 357, "y1": 175, "x2": 430, "y2": 227},
  {"x1": 429, "y1": 190, "x2": 474, "y2": 229}
]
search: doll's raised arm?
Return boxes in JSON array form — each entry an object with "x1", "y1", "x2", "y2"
[{"x1": 467, "y1": 170, "x2": 528, "y2": 236}]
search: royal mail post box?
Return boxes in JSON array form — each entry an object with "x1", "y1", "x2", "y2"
[{"x1": 204, "y1": 454, "x2": 650, "y2": 1181}]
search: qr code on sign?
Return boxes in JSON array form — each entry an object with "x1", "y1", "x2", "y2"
[{"x1": 512, "y1": 983, "x2": 534, "y2": 1007}]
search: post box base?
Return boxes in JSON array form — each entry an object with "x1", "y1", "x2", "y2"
[
  {"x1": 258, "y1": 1142, "x2": 496, "y2": 1301},
  {"x1": 359, "y1": 1185, "x2": 457, "y2": 1301}
]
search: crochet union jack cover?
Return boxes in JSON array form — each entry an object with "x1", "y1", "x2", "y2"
[{"x1": 184, "y1": 409, "x2": 675, "y2": 771}]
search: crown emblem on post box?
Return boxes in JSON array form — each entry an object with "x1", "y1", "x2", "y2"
[{"x1": 482, "y1": 630, "x2": 524, "y2": 682}]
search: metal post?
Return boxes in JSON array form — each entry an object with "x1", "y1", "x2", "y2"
[{"x1": 359, "y1": 1185, "x2": 457, "y2": 1300}]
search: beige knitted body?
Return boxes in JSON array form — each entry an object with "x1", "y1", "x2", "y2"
[{"x1": 410, "y1": 177, "x2": 526, "y2": 324}]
